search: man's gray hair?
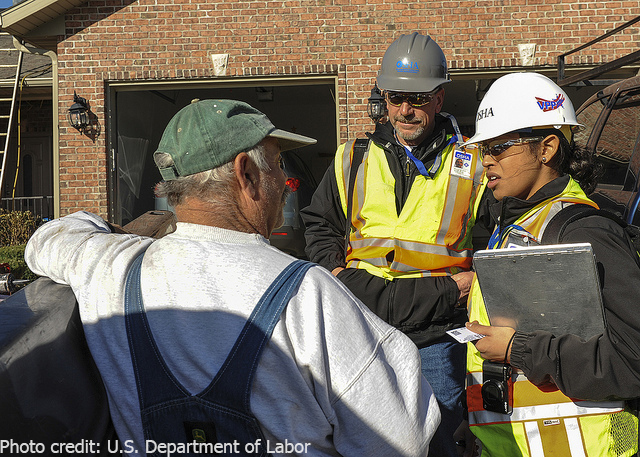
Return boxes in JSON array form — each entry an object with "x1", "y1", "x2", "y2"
[{"x1": 155, "y1": 143, "x2": 270, "y2": 207}]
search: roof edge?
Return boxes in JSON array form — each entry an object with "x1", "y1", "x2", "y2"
[{"x1": 1, "y1": 0, "x2": 86, "y2": 47}]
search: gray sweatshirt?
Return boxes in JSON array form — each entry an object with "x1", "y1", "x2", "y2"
[{"x1": 25, "y1": 211, "x2": 440, "y2": 456}]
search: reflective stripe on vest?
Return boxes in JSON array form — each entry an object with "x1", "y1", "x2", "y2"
[
  {"x1": 335, "y1": 137, "x2": 485, "y2": 279},
  {"x1": 467, "y1": 371, "x2": 624, "y2": 425},
  {"x1": 488, "y1": 180, "x2": 597, "y2": 249},
  {"x1": 465, "y1": 178, "x2": 638, "y2": 457}
]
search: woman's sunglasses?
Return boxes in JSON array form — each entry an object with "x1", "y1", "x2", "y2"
[{"x1": 479, "y1": 137, "x2": 544, "y2": 159}]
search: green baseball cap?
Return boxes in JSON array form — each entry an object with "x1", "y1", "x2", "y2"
[{"x1": 154, "y1": 99, "x2": 317, "y2": 180}]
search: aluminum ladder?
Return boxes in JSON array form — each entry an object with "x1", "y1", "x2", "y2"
[{"x1": 0, "y1": 32, "x2": 23, "y2": 200}]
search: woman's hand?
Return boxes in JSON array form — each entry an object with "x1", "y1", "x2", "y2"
[{"x1": 466, "y1": 321, "x2": 516, "y2": 363}]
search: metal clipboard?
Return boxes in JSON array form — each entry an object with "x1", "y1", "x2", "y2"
[{"x1": 472, "y1": 243, "x2": 606, "y2": 340}]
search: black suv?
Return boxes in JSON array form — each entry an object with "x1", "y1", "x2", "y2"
[{"x1": 575, "y1": 75, "x2": 640, "y2": 225}]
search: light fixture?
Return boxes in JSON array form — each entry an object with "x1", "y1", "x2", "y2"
[
  {"x1": 68, "y1": 91, "x2": 90, "y2": 131},
  {"x1": 367, "y1": 82, "x2": 387, "y2": 122}
]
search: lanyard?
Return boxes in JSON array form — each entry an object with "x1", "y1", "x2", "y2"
[
  {"x1": 441, "y1": 112, "x2": 464, "y2": 147},
  {"x1": 487, "y1": 224, "x2": 529, "y2": 249},
  {"x1": 403, "y1": 145, "x2": 431, "y2": 177},
  {"x1": 397, "y1": 112, "x2": 464, "y2": 178},
  {"x1": 401, "y1": 134, "x2": 460, "y2": 178}
]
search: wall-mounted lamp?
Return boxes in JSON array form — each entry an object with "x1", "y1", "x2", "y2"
[
  {"x1": 68, "y1": 91, "x2": 90, "y2": 131},
  {"x1": 367, "y1": 83, "x2": 387, "y2": 122}
]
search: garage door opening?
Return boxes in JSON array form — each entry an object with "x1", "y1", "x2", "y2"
[{"x1": 108, "y1": 79, "x2": 338, "y2": 227}]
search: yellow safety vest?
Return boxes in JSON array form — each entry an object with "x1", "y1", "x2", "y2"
[
  {"x1": 467, "y1": 178, "x2": 638, "y2": 457},
  {"x1": 335, "y1": 136, "x2": 485, "y2": 280}
]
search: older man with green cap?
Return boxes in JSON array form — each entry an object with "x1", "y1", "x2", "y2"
[{"x1": 25, "y1": 99, "x2": 440, "y2": 456}]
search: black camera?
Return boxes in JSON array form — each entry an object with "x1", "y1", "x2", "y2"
[{"x1": 481, "y1": 361, "x2": 513, "y2": 415}]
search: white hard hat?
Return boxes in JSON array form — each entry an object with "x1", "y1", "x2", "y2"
[{"x1": 463, "y1": 72, "x2": 582, "y2": 146}]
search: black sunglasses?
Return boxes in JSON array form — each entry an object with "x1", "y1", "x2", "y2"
[{"x1": 385, "y1": 91, "x2": 437, "y2": 108}]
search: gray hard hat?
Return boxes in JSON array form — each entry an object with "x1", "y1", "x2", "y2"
[{"x1": 376, "y1": 33, "x2": 451, "y2": 93}]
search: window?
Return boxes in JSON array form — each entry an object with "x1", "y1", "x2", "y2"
[{"x1": 578, "y1": 88, "x2": 640, "y2": 190}]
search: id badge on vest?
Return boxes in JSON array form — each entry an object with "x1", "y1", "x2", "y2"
[
  {"x1": 504, "y1": 228, "x2": 541, "y2": 249},
  {"x1": 450, "y1": 149, "x2": 473, "y2": 180}
]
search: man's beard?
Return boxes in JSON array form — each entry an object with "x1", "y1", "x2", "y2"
[
  {"x1": 392, "y1": 115, "x2": 424, "y2": 142},
  {"x1": 274, "y1": 185, "x2": 293, "y2": 229},
  {"x1": 281, "y1": 184, "x2": 292, "y2": 204},
  {"x1": 262, "y1": 179, "x2": 292, "y2": 231}
]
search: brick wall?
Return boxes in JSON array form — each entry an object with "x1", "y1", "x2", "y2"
[{"x1": 56, "y1": 0, "x2": 640, "y2": 217}]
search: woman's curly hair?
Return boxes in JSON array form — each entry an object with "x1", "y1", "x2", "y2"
[{"x1": 551, "y1": 132, "x2": 603, "y2": 195}]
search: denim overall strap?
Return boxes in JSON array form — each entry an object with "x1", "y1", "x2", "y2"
[
  {"x1": 125, "y1": 255, "x2": 313, "y2": 451},
  {"x1": 201, "y1": 259, "x2": 314, "y2": 412},
  {"x1": 125, "y1": 252, "x2": 189, "y2": 407}
]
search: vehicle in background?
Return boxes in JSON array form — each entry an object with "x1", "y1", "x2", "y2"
[
  {"x1": 555, "y1": 15, "x2": 640, "y2": 225},
  {"x1": 269, "y1": 150, "x2": 318, "y2": 259},
  {"x1": 574, "y1": 75, "x2": 640, "y2": 225}
]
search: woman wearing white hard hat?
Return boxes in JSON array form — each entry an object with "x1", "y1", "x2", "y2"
[{"x1": 455, "y1": 73, "x2": 640, "y2": 457}]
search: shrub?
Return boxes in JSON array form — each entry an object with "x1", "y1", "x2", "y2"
[
  {"x1": 0, "y1": 210, "x2": 38, "y2": 247},
  {"x1": 0, "y1": 210, "x2": 40, "y2": 281},
  {"x1": 0, "y1": 244, "x2": 37, "y2": 281}
]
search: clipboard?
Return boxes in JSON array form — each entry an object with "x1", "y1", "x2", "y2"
[{"x1": 472, "y1": 243, "x2": 606, "y2": 340}]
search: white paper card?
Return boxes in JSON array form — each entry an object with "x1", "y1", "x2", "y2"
[{"x1": 446, "y1": 327, "x2": 485, "y2": 343}]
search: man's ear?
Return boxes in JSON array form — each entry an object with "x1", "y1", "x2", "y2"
[
  {"x1": 234, "y1": 152, "x2": 260, "y2": 201},
  {"x1": 434, "y1": 87, "x2": 445, "y2": 114}
]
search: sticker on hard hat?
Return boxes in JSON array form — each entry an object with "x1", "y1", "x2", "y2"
[
  {"x1": 396, "y1": 59, "x2": 419, "y2": 73},
  {"x1": 451, "y1": 150, "x2": 472, "y2": 180},
  {"x1": 477, "y1": 107, "x2": 494, "y2": 121},
  {"x1": 536, "y1": 94, "x2": 565, "y2": 112}
]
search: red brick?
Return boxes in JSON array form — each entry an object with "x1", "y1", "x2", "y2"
[{"x1": 53, "y1": 0, "x2": 640, "y2": 215}]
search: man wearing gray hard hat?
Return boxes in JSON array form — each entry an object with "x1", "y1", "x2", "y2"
[
  {"x1": 303, "y1": 34, "x2": 488, "y2": 457},
  {"x1": 25, "y1": 99, "x2": 440, "y2": 456}
]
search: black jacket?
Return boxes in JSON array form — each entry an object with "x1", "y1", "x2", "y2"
[
  {"x1": 301, "y1": 116, "x2": 492, "y2": 347},
  {"x1": 501, "y1": 176, "x2": 640, "y2": 400}
]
